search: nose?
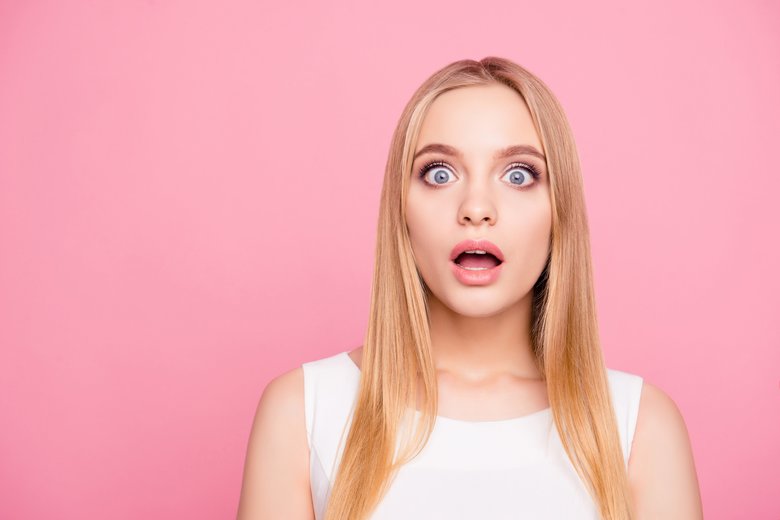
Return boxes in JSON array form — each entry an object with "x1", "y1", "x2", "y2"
[{"x1": 457, "y1": 186, "x2": 497, "y2": 226}]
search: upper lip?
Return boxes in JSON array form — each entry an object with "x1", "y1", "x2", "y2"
[{"x1": 449, "y1": 239, "x2": 505, "y2": 263}]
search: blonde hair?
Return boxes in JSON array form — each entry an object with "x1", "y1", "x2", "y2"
[{"x1": 323, "y1": 56, "x2": 633, "y2": 520}]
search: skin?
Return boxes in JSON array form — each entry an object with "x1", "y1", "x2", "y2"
[
  {"x1": 402, "y1": 83, "x2": 553, "y2": 419},
  {"x1": 236, "y1": 83, "x2": 703, "y2": 519}
]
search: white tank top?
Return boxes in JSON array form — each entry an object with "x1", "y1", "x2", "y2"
[{"x1": 302, "y1": 350, "x2": 643, "y2": 519}]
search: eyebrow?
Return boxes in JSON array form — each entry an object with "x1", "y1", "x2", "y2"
[{"x1": 413, "y1": 143, "x2": 546, "y2": 162}]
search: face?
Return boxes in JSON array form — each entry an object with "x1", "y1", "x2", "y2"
[{"x1": 405, "y1": 83, "x2": 552, "y2": 318}]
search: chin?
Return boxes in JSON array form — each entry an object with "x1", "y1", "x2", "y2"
[{"x1": 438, "y1": 292, "x2": 514, "y2": 318}]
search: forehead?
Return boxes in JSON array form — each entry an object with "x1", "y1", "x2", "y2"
[{"x1": 415, "y1": 83, "x2": 543, "y2": 156}]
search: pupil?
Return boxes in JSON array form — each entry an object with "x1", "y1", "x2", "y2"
[{"x1": 434, "y1": 170, "x2": 448, "y2": 183}]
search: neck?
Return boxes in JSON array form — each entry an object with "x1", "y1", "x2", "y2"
[{"x1": 425, "y1": 292, "x2": 542, "y2": 381}]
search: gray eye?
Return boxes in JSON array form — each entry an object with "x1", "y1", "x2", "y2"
[
  {"x1": 421, "y1": 164, "x2": 456, "y2": 185},
  {"x1": 502, "y1": 165, "x2": 535, "y2": 186},
  {"x1": 431, "y1": 167, "x2": 452, "y2": 184}
]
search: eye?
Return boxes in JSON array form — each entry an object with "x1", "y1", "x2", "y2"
[
  {"x1": 500, "y1": 162, "x2": 541, "y2": 188},
  {"x1": 417, "y1": 161, "x2": 457, "y2": 187}
]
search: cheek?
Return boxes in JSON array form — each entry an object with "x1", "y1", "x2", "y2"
[
  {"x1": 528, "y1": 201, "x2": 552, "y2": 245},
  {"x1": 405, "y1": 188, "x2": 445, "y2": 273},
  {"x1": 405, "y1": 185, "x2": 434, "y2": 242},
  {"x1": 506, "y1": 199, "x2": 552, "y2": 268}
]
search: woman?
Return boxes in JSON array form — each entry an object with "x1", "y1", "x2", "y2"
[{"x1": 237, "y1": 56, "x2": 702, "y2": 520}]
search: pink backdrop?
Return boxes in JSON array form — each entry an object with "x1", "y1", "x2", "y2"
[{"x1": 1, "y1": 1, "x2": 778, "y2": 518}]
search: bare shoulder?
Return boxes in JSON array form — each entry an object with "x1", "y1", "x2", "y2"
[
  {"x1": 628, "y1": 380, "x2": 703, "y2": 519},
  {"x1": 236, "y1": 365, "x2": 314, "y2": 519}
]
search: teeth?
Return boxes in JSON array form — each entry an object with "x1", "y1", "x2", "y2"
[
  {"x1": 461, "y1": 266, "x2": 489, "y2": 271},
  {"x1": 464, "y1": 250, "x2": 487, "y2": 254}
]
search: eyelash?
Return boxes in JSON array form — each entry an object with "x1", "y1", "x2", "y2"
[{"x1": 416, "y1": 160, "x2": 542, "y2": 189}]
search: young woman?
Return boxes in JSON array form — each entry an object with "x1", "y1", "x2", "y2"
[{"x1": 237, "y1": 57, "x2": 703, "y2": 520}]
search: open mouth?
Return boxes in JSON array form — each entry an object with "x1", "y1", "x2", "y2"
[{"x1": 453, "y1": 251, "x2": 503, "y2": 271}]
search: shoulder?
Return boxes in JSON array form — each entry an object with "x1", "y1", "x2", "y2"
[
  {"x1": 627, "y1": 379, "x2": 703, "y2": 519},
  {"x1": 257, "y1": 365, "x2": 306, "y2": 425},
  {"x1": 236, "y1": 365, "x2": 313, "y2": 519},
  {"x1": 247, "y1": 366, "x2": 308, "y2": 451},
  {"x1": 630, "y1": 381, "x2": 692, "y2": 468}
]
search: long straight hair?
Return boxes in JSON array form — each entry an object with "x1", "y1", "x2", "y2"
[{"x1": 323, "y1": 56, "x2": 633, "y2": 520}]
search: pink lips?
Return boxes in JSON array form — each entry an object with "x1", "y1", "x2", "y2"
[
  {"x1": 449, "y1": 238, "x2": 505, "y2": 286},
  {"x1": 449, "y1": 239, "x2": 505, "y2": 263}
]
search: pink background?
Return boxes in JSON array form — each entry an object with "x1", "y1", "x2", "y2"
[{"x1": 1, "y1": 1, "x2": 778, "y2": 518}]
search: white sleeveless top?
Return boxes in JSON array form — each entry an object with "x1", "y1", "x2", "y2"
[{"x1": 302, "y1": 350, "x2": 643, "y2": 519}]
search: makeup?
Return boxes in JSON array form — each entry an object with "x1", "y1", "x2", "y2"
[
  {"x1": 450, "y1": 260, "x2": 503, "y2": 285},
  {"x1": 449, "y1": 238, "x2": 505, "y2": 286}
]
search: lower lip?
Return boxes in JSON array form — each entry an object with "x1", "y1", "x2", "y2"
[{"x1": 450, "y1": 260, "x2": 503, "y2": 286}]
